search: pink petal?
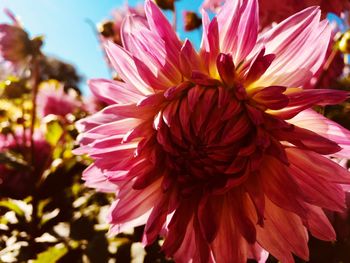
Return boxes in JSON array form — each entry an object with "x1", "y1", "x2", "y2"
[
  {"x1": 82, "y1": 164, "x2": 116, "y2": 192},
  {"x1": 286, "y1": 147, "x2": 350, "y2": 185},
  {"x1": 256, "y1": 7, "x2": 331, "y2": 88},
  {"x1": 104, "y1": 41, "x2": 153, "y2": 95},
  {"x1": 143, "y1": 193, "x2": 170, "y2": 245},
  {"x1": 272, "y1": 125, "x2": 342, "y2": 155},
  {"x1": 259, "y1": 156, "x2": 307, "y2": 218},
  {"x1": 89, "y1": 78, "x2": 144, "y2": 105},
  {"x1": 248, "y1": 245, "x2": 269, "y2": 263},
  {"x1": 109, "y1": 211, "x2": 151, "y2": 235},
  {"x1": 200, "y1": 11, "x2": 220, "y2": 76},
  {"x1": 197, "y1": 195, "x2": 223, "y2": 243},
  {"x1": 162, "y1": 200, "x2": 196, "y2": 256},
  {"x1": 252, "y1": 86, "x2": 288, "y2": 110},
  {"x1": 289, "y1": 161, "x2": 346, "y2": 212},
  {"x1": 304, "y1": 204, "x2": 336, "y2": 241},
  {"x1": 245, "y1": 48, "x2": 275, "y2": 85},
  {"x1": 216, "y1": 53, "x2": 235, "y2": 87},
  {"x1": 273, "y1": 89, "x2": 348, "y2": 119},
  {"x1": 171, "y1": 217, "x2": 197, "y2": 263},
  {"x1": 179, "y1": 39, "x2": 202, "y2": 78},
  {"x1": 256, "y1": 198, "x2": 309, "y2": 262},
  {"x1": 75, "y1": 109, "x2": 118, "y2": 133},
  {"x1": 211, "y1": 194, "x2": 249, "y2": 263},
  {"x1": 122, "y1": 15, "x2": 182, "y2": 85},
  {"x1": 289, "y1": 109, "x2": 350, "y2": 158},
  {"x1": 144, "y1": 0, "x2": 182, "y2": 57},
  {"x1": 216, "y1": 0, "x2": 259, "y2": 64},
  {"x1": 109, "y1": 178, "x2": 162, "y2": 224}
]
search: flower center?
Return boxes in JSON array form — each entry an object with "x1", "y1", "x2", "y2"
[{"x1": 153, "y1": 83, "x2": 264, "y2": 195}]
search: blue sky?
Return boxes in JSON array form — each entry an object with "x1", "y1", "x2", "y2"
[{"x1": 0, "y1": 0, "x2": 203, "y2": 93}]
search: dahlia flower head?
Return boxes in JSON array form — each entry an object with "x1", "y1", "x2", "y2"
[
  {"x1": 37, "y1": 81, "x2": 82, "y2": 118},
  {"x1": 0, "y1": 10, "x2": 32, "y2": 63},
  {"x1": 75, "y1": 0, "x2": 350, "y2": 262},
  {"x1": 0, "y1": 130, "x2": 51, "y2": 199}
]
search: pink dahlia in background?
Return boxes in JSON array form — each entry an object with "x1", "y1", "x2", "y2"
[
  {"x1": 98, "y1": 5, "x2": 145, "y2": 46},
  {"x1": 305, "y1": 32, "x2": 344, "y2": 89},
  {"x1": 0, "y1": 130, "x2": 51, "y2": 199},
  {"x1": 301, "y1": 21, "x2": 345, "y2": 110},
  {"x1": 201, "y1": 0, "x2": 225, "y2": 12},
  {"x1": 37, "y1": 81, "x2": 82, "y2": 118},
  {"x1": 75, "y1": 0, "x2": 350, "y2": 262},
  {"x1": 202, "y1": 0, "x2": 350, "y2": 28},
  {"x1": 83, "y1": 95, "x2": 108, "y2": 114},
  {"x1": 0, "y1": 15, "x2": 32, "y2": 63},
  {"x1": 260, "y1": 0, "x2": 350, "y2": 28},
  {"x1": 0, "y1": 9, "x2": 42, "y2": 65}
]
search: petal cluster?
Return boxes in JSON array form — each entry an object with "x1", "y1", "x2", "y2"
[{"x1": 75, "y1": 1, "x2": 350, "y2": 262}]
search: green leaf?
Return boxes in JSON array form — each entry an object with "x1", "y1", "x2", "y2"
[
  {"x1": 0, "y1": 200, "x2": 25, "y2": 217},
  {"x1": 33, "y1": 244, "x2": 68, "y2": 263},
  {"x1": 45, "y1": 119, "x2": 64, "y2": 146}
]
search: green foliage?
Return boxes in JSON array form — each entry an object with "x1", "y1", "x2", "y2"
[
  {"x1": 45, "y1": 118, "x2": 64, "y2": 146},
  {"x1": 33, "y1": 244, "x2": 68, "y2": 263},
  {"x1": 0, "y1": 200, "x2": 25, "y2": 218}
]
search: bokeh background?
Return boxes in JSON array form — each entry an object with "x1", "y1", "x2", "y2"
[{"x1": 0, "y1": 0, "x2": 349, "y2": 262}]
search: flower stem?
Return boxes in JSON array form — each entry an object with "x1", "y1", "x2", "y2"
[
  {"x1": 30, "y1": 56, "x2": 40, "y2": 165},
  {"x1": 172, "y1": 6, "x2": 177, "y2": 32}
]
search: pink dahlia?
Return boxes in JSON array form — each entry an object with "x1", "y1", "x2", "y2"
[
  {"x1": 305, "y1": 32, "x2": 344, "y2": 90},
  {"x1": 99, "y1": 5, "x2": 145, "y2": 46},
  {"x1": 75, "y1": 0, "x2": 350, "y2": 262},
  {"x1": 0, "y1": 24, "x2": 31, "y2": 63},
  {"x1": 259, "y1": 0, "x2": 350, "y2": 28},
  {"x1": 202, "y1": 0, "x2": 350, "y2": 28},
  {"x1": 37, "y1": 82, "x2": 82, "y2": 118},
  {"x1": 0, "y1": 130, "x2": 51, "y2": 199},
  {"x1": 0, "y1": 10, "x2": 32, "y2": 63},
  {"x1": 83, "y1": 95, "x2": 108, "y2": 114}
]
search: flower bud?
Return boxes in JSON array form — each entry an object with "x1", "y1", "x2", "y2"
[
  {"x1": 98, "y1": 20, "x2": 115, "y2": 38},
  {"x1": 183, "y1": 11, "x2": 202, "y2": 31},
  {"x1": 0, "y1": 24, "x2": 32, "y2": 63},
  {"x1": 154, "y1": 0, "x2": 175, "y2": 11}
]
